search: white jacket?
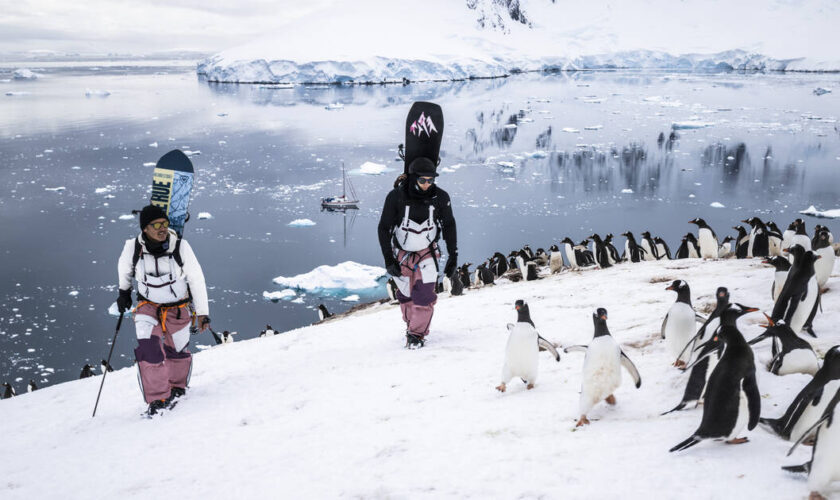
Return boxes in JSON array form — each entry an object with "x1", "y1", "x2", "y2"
[{"x1": 117, "y1": 230, "x2": 209, "y2": 316}]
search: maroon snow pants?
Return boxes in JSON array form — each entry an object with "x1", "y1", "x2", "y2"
[{"x1": 393, "y1": 247, "x2": 439, "y2": 337}]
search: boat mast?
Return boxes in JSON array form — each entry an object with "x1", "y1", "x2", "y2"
[{"x1": 341, "y1": 162, "x2": 346, "y2": 198}]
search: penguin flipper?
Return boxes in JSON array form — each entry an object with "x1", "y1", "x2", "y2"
[
  {"x1": 788, "y1": 413, "x2": 831, "y2": 456},
  {"x1": 781, "y1": 462, "x2": 811, "y2": 474},
  {"x1": 620, "y1": 351, "x2": 642, "y2": 388},
  {"x1": 563, "y1": 345, "x2": 587, "y2": 353},
  {"x1": 537, "y1": 336, "x2": 560, "y2": 362},
  {"x1": 660, "y1": 314, "x2": 668, "y2": 340},
  {"x1": 744, "y1": 371, "x2": 761, "y2": 430},
  {"x1": 661, "y1": 400, "x2": 689, "y2": 416},
  {"x1": 768, "y1": 352, "x2": 783, "y2": 375},
  {"x1": 669, "y1": 435, "x2": 701, "y2": 452},
  {"x1": 694, "y1": 313, "x2": 708, "y2": 324}
]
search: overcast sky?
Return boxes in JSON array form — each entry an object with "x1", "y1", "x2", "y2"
[{"x1": 0, "y1": 0, "x2": 333, "y2": 56}]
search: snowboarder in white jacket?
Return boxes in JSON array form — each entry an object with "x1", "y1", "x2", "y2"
[{"x1": 116, "y1": 204, "x2": 209, "y2": 414}]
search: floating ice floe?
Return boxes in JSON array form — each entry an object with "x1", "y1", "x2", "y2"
[
  {"x1": 272, "y1": 261, "x2": 386, "y2": 293},
  {"x1": 800, "y1": 205, "x2": 840, "y2": 218},
  {"x1": 354, "y1": 161, "x2": 390, "y2": 175},
  {"x1": 149, "y1": 142, "x2": 158, "y2": 148},
  {"x1": 503, "y1": 124, "x2": 517, "y2": 129},
  {"x1": 85, "y1": 89, "x2": 110, "y2": 98},
  {"x1": 710, "y1": 202, "x2": 726, "y2": 208},
  {"x1": 325, "y1": 103, "x2": 344, "y2": 110},
  {"x1": 183, "y1": 150, "x2": 201, "y2": 156},
  {"x1": 525, "y1": 151, "x2": 547, "y2": 159},
  {"x1": 118, "y1": 214, "x2": 135, "y2": 220},
  {"x1": 263, "y1": 290, "x2": 297, "y2": 301},
  {"x1": 143, "y1": 162, "x2": 155, "y2": 167},
  {"x1": 561, "y1": 127, "x2": 580, "y2": 133},
  {"x1": 672, "y1": 120, "x2": 713, "y2": 130},
  {"x1": 584, "y1": 125, "x2": 603, "y2": 130},
  {"x1": 342, "y1": 295, "x2": 360, "y2": 302},
  {"x1": 497, "y1": 161, "x2": 516, "y2": 169},
  {"x1": 44, "y1": 186, "x2": 65, "y2": 192},
  {"x1": 94, "y1": 186, "x2": 113, "y2": 194},
  {"x1": 13, "y1": 69, "x2": 42, "y2": 80},
  {"x1": 198, "y1": 212, "x2": 212, "y2": 220},
  {"x1": 5, "y1": 91, "x2": 30, "y2": 96},
  {"x1": 621, "y1": 188, "x2": 634, "y2": 194},
  {"x1": 68, "y1": 291, "x2": 79, "y2": 296},
  {"x1": 288, "y1": 219, "x2": 316, "y2": 227},
  {"x1": 813, "y1": 87, "x2": 832, "y2": 96}
]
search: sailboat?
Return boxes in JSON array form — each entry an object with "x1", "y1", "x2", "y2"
[{"x1": 321, "y1": 162, "x2": 359, "y2": 210}]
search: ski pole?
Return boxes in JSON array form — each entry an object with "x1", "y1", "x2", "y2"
[{"x1": 92, "y1": 312, "x2": 124, "y2": 418}]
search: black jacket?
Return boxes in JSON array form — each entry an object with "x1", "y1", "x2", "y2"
[{"x1": 377, "y1": 178, "x2": 457, "y2": 265}]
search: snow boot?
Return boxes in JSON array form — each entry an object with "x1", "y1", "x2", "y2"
[
  {"x1": 146, "y1": 398, "x2": 171, "y2": 416},
  {"x1": 405, "y1": 333, "x2": 425, "y2": 349},
  {"x1": 169, "y1": 387, "x2": 186, "y2": 400}
]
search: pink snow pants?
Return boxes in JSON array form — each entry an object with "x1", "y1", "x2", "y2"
[
  {"x1": 133, "y1": 302, "x2": 193, "y2": 404},
  {"x1": 393, "y1": 247, "x2": 439, "y2": 337}
]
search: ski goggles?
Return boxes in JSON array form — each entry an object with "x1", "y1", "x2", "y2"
[
  {"x1": 417, "y1": 177, "x2": 435, "y2": 185},
  {"x1": 148, "y1": 220, "x2": 170, "y2": 230}
]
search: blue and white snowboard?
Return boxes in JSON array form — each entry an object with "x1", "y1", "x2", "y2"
[{"x1": 150, "y1": 150, "x2": 194, "y2": 236}]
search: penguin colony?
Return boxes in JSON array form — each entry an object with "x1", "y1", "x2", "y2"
[
  {"x1": 1, "y1": 217, "x2": 838, "y2": 497},
  {"x1": 467, "y1": 217, "x2": 835, "y2": 499}
]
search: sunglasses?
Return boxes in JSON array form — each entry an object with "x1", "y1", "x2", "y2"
[
  {"x1": 417, "y1": 177, "x2": 435, "y2": 185},
  {"x1": 148, "y1": 220, "x2": 169, "y2": 230}
]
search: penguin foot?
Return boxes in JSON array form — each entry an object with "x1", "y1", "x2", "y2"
[
  {"x1": 804, "y1": 437, "x2": 816, "y2": 447},
  {"x1": 605, "y1": 395, "x2": 616, "y2": 405},
  {"x1": 673, "y1": 360, "x2": 686, "y2": 369},
  {"x1": 820, "y1": 287, "x2": 829, "y2": 294},
  {"x1": 576, "y1": 416, "x2": 590, "y2": 427},
  {"x1": 496, "y1": 383, "x2": 506, "y2": 393},
  {"x1": 725, "y1": 437, "x2": 749, "y2": 445},
  {"x1": 809, "y1": 492, "x2": 826, "y2": 500},
  {"x1": 526, "y1": 383, "x2": 534, "y2": 390}
]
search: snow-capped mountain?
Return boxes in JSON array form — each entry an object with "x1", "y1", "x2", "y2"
[{"x1": 197, "y1": 0, "x2": 839, "y2": 83}]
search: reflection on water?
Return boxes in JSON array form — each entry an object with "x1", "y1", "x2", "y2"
[{"x1": 1, "y1": 66, "x2": 839, "y2": 390}]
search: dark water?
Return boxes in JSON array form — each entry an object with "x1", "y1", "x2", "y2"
[{"x1": 1, "y1": 62, "x2": 839, "y2": 390}]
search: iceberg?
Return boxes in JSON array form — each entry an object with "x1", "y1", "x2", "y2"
[
  {"x1": 198, "y1": 212, "x2": 213, "y2": 220},
  {"x1": 800, "y1": 205, "x2": 840, "y2": 219},
  {"x1": 263, "y1": 290, "x2": 297, "y2": 301},
  {"x1": 272, "y1": 261, "x2": 387, "y2": 293},
  {"x1": 13, "y1": 69, "x2": 42, "y2": 80}
]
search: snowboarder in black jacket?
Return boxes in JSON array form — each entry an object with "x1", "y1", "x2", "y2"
[{"x1": 377, "y1": 102, "x2": 457, "y2": 349}]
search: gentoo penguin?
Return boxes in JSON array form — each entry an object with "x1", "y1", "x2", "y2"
[
  {"x1": 561, "y1": 237, "x2": 579, "y2": 269},
  {"x1": 676, "y1": 233, "x2": 700, "y2": 259},
  {"x1": 589, "y1": 234, "x2": 613, "y2": 269},
  {"x1": 317, "y1": 304, "x2": 333, "y2": 321},
  {"x1": 733, "y1": 225, "x2": 750, "y2": 259},
  {"x1": 27, "y1": 380, "x2": 37, "y2": 392},
  {"x1": 577, "y1": 240, "x2": 596, "y2": 267},
  {"x1": 478, "y1": 262, "x2": 495, "y2": 285},
  {"x1": 449, "y1": 270, "x2": 465, "y2": 296},
  {"x1": 604, "y1": 234, "x2": 621, "y2": 264},
  {"x1": 743, "y1": 217, "x2": 769, "y2": 258},
  {"x1": 515, "y1": 254, "x2": 538, "y2": 281},
  {"x1": 564, "y1": 308, "x2": 642, "y2": 427},
  {"x1": 792, "y1": 219, "x2": 812, "y2": 253},
  {"x1": 622, "y1": 232, "x2": 646, "y2": 263},
  {"x1": 548, "y1": 244, "x2": 564, "y2": 274},
  {"x1": 767, "y1": 221, "x2": 784, "y2": 256},
  {"x1": 100, "y1": 359, "x2": 114, "y2": 373},
  {"x1": 773, "y1": 245, "x2": 820, "y2": 336},
  {"x1": 640, "y1": 231, "x2": 660, "y2": 261},
  {"x1": 782, "y1": 221, "x2": 796, "y2": 254},
  {"x1": 264, "y1": 324, "x2": 276, "y2": 337},
  {"x1": 663, "y1": 287, "x2": 730, "y2": 414},
  {"x1": 670, "y1": 303, "x2": 761, "y2": 452},
  {"x1": 496, "y1": 300, "x2": 560, "y2": 393},
  {"x1": 458, "y1": 263, "x2": 472, "y2": 289},
  {"x1": 689, "y1": 218, "x2": 719, "y2": 259},
  {"x1": 662, "y1": 280, "x2": 696, "y2": 368},
  {"x1": 748, "y1": 317, "x2": 819, "y2": 376},
  {"x1": 815, "y1": 225, "x2": 834, "y2": 244},
  {"x1": 719, "y1": 236, "x2": 734, "y2": 258},
  {"x1": 491, "y1": 252, "x2": 509, "y2": 277},
  {"x1": 762, "y1": 346, "x2": 840, "y2": 444},
  {"x1": 813, "y1": 228, "x2": 835, "y2": 290},
  {"x1": 3, "y1": 382, "x2": 15, "y2": 398},
  {"x1": 386, "y1": 278, "x2": 399, "y2": 302},
  {"x1": 533, "y1": 248, "x2": 549, "y2": 267},
  {"x1": 654, "y1": 237, "x2": 672, "y2": 260},
  {"x1": 764, "y1": 256, "x2": 791, "y2": 302},
  {"x1": 221, "y1": 330, "x2": 235, "y2": 344},
  {"x1": 783, "y1": 384, "x2": 840, "y2": 500},
  {"x1": 522, "y1": 245, "x2": 534, "y2": 260},
  {"x1": 79, "y1": 364, "x2": 95, "y2": 379}
]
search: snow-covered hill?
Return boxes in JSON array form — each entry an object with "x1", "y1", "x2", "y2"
[
  {"x1": 197, "y1": 0, "x2": 840, "y2": 83},
  {"x1": 3, "y1": 258, "x2": 839, "y2": 498}
]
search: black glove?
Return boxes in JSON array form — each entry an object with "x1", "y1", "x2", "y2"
[
  {"x1": 386, "y1": 259, "x2": 401, "y2": 277},
  {"x1": 443, "y1": 253, "x2": 458, "y2": 277},
  {"x1": 116, "y1": 289, "x2": 132, "y2": 313}
]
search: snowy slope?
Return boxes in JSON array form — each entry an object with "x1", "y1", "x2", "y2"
[
  {"x1": 2, "y1": 258, "x2": 840, "y2": 498},
  {"x1": 197, "y1": 0, "x2": 840, "y2": 83}
]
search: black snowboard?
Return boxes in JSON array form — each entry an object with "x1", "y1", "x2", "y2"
[{"x1": 404, "y1": 101, "x2": 444, "y2": 174}]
